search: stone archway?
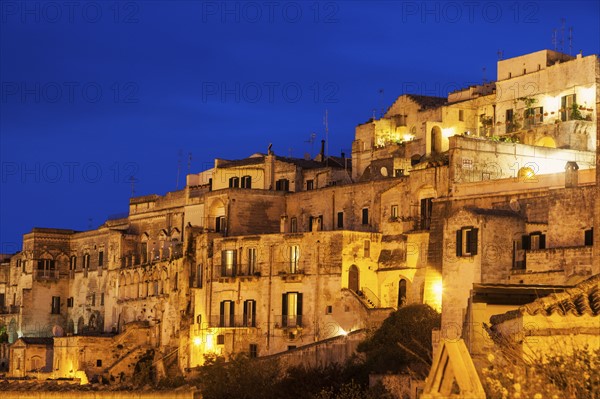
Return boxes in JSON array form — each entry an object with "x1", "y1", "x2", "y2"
[{"x1": 398, "y1": 279, "x2": 407, "y2": 307}]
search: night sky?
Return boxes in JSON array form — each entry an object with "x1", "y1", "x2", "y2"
[{"x1": 1, "y1": 1, "x2": 599, "y2": 251}]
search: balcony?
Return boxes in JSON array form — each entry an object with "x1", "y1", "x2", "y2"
[
  {"x1": 33, "y1": 269, "x2": 59, "y2": 280},
  {"x1": 208, "y1": 315, "x2": 257, "y2": 328},
  {"x1": 279, "y1": 315, "x2": 303, "y2": 328},
  {"x1": 0, "y1": 305, "x2": 19, "y2": 314}
]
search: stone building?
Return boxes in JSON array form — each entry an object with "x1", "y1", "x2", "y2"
[{"x1": 0, "y1": 49, "x2": 598, "y2": 383}]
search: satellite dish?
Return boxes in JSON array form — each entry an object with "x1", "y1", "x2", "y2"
[
  {"x1": 52, "y1": 325, "x2": 64, "y2": 337},
  {"x1": 509, "y1": 199, "x2": 521, "y2": 212}
]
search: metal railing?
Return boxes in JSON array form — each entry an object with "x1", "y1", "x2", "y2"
[{"x1": 33, "y1": 269, "x2": 59, "y2": 280}]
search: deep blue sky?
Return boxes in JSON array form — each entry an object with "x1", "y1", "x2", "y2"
[{"x1": 1, "y1": 1, "x2": 599, "y2": 251}]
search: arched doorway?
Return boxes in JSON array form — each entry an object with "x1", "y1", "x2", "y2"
[
  {"x1": 430, "y1": 126, "x2": 442, "y2": 153},
  {"x1": 535, "y1": 136, "x2": 556, "y2": 148},
  {"x1": 348, "y1": 265, "x2": 359, "y2": 293},
  {"x1": 398, "y1": 279, "x2": 407, "y2": 307}
]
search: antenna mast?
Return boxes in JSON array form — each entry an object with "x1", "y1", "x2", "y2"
[{"x1": 324, "y1": 109, "x2": 329, "y2": 159}]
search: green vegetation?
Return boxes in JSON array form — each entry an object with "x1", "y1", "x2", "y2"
[
  {"x1": 190, "y1": 304, "x2": 440, "y2": 398},
  {"x1": 482, "y1": 346, "x2": 600, "y2": 398}
]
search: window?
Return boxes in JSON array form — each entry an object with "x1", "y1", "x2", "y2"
[
  {"x1": 221, "y1": 250, "x2": 237, "y2": 277},
  {"x1": 362, "y1": 208, "x2": 369, "y2": 225},
  {"x1": 456, "y1": 226, "x2": 478, "y2": 257},
  {"x1": 337, "y1": 212, "x2": 344, "y2": 229},
  {"x1": 219, "y1": 300, "x2": 235, "y2": 327},
  {"x1": 524, "y1": 106, "x2": 543, "y2": 128},
  {"x1": 91, "y1": 293, "x2": 96, "y2": 306},
  {"x1": 51, "y1": 296, "x2": 61, "y2": 314},
  {"x1": 275, "y1": 179, "x2": 289, "y2": 191},
  {"x1": 70, "y1": 256, "x2": 77, "y2": 270},
  {"x1": 96, "y1": 360, "x2": 102, "y2": 367},
  {"x1": 513, "y1": 239, "x2": 525, "y2": 270},
  {"x1": 249, "y1": 344, "x2": 258, "y2": 358},
  {"x1": 229, "y1": 176, "x2": 239, "y2": 188},
  {"x1": 215, "y1": 216, "x2": 225, "y2": 233},
  {"x1": 585, "y1": 228, "x2": 593, "y2": 246},
  {"x1": 420, "y1": 198, "x2": 433, "y2": 230},
  {"x1": 309, "y1": 215, "x2": 323, "y2": 231},
  {"x1": 306, "y1": 180, "x2": 314, "y2": 190},
  {"x1": 217, "y1": 335, "x2": 225, "y2": 345},
  {"x1": 363, "y1": 240, "x2": 370, "y2": 258},
  {"x1": 282, "y1": 292, "x2": 303, "y2": 327},
  {"x1": 391, "y1": 205, "x2": 398, "y2": 219},
  {"x1": 289, "y1": 245, "x2": 300, "y2": 273},
  {"x1": 522, "y1": 232, "x2": 546, "y2": 250},
  {"x1": 458, "y1": 110, "x2": 464, "y2": 121},
  {"x1": 506, "y1": 109, "x2": 517, "y2": 132},
  {"x1": 195, "y1": 264, "x2": 203, "y2": 288},
  {"x1": 241, "y1": 175, "x2": 252, "y2": 188},
  {"x1": 83, "y1": 253, "x2": 90, "y2": 277},
  {"x1": 290, "y1": 217, "x2": 297, "y2": 233},
  {"x1": 67, "y1": 297, "x2": 74, "y2": 308},
  {"x1": 98, "y1": 251, "x2": 104, "y2": 267},
  {"x1": 247, "y1": 248, "x2": 257, "y2": 275},
  {"x1": 100, "y1": 293, "x2": 104, "y2": 306},
  {"x1": 326, "y1": 305, "x2": 333, "y2": 314},
  {"x1": 561, "y1": 94, "x2": 577, "y2": 121},
  {"x1": 395, "y1": 169, "x2": 404, "y2": 177},
  {"x1": 243, "y1": 300, "x2": 256, "y2": 327}
]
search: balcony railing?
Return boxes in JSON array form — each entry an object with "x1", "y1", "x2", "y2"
[
  {"x1": 33, "y1": 269, "x2": 59, "y2": 280},
  {"x1": 280, "y1": 315, "x2": 303, "y2": 328},
  {"x1": 0, "y1": 305, "x2": 19, "y2": 314},
  {"x1": 208, "y1": 315, "x2": 257, "y2": 328}
]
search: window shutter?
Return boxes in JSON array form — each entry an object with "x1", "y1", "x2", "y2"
[
  {"x1": 282, "y1": 294, "x2": 288, "y2": 327},
  {"x1": 470, "y1": 228, "x2": 479, "y2": 255},
  {"x1": 229, "y1": 302, "x2": 235, "y2": 327},
  {"x1": 539, "y1": 234, "x2": 546, "y2": 249},
  {"x1": 243, "y1": 301, "x2": 248, "y2": 326},
  {"x1": 585, "y1": 229, "x2": 593, "y2": 246},
  {"x1": 221, "y1": 253, "x2": 227, "y2": 276},
  {"x1": 219, "y1": 301, "x2": 225, "y2": 326},
  {"x1": 297, "y1": 293, "x2": 303, "y2": 327},
  {"x1": 456, "y1": 230, "x2": 462, "y2": 257},
  {"x1": 251, "y1": 300, "x2": 256, "y2": 327},
  {"x1": 522, "y1": 235, "x2": 531, "y2": 250}
]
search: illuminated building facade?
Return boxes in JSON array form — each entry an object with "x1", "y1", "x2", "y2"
[{"x1": 0, "y1": 49, "x2": 598, "y2": 380}]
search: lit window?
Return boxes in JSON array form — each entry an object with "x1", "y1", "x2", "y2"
[
  {"x1": 282, "y1": 292, "x2": 303, "y2": 327},
  {"x1": 289, "y1": 245, "x2": 300, "y2": 273},
  {"x1": 221, "y1": 250, "x2": 237, "y2": 277}
]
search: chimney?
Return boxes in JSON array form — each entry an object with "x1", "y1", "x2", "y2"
[
  {"x1": 320, "y1": 140, "x2": 325, "y2": 163},
  {"x1": 565, "y1": 161, "x2": 579, "y2": 188}
]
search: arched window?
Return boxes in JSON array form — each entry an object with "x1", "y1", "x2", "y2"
[
  {"x1": 229, "y1": 176, "x2": 240, "y2": 188},
  {"x1": 241, "y1": 175, "x2": 252, "y2": 189},
  {"x1": 398, "y1": 279, "x2": 407, "y2": 307}
]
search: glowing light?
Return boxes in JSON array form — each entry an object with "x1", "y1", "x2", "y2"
[
  {"x1": 338, "y1": 327, "x2": 348, "y2": 336},
  {"x1": 193, "y1": 336, "x2": 202, "y2": 346},
  {"x1": 403, "y1": 134, "x2": 415, "y2": 142},
  {"x1": 442, "y1": 128, "x2": 455, "y2": 138},
  {"x1": 205, "y1": 334, "x2": 214, "y2": 351},
  {"x1": 433, "y1": 281, "x2": 443, "y2": 296}
]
